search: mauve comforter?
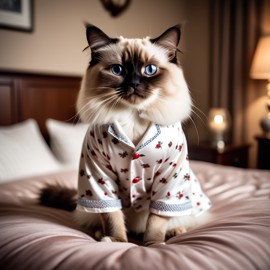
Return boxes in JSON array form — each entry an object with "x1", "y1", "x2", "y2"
[{"x1": 0, "y1": 161, "x2": 270, "y2": 270}]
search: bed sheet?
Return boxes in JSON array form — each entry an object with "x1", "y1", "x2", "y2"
[{"x1": 0, "y1": 161, "x2": 270, "y2": 270}]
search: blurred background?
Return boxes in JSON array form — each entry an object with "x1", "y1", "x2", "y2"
[{"x1": 0, "y1": 0, "x2": 270, "y2": 168}]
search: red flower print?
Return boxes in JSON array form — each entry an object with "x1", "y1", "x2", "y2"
[
  {"x1": 106, "y1": 164, "x2": 114, "y2": 171},
  {"x1": 142, "y1": 164, "x2": 150, "y2": 168},
  {"x1": 166, "y1": 191, "x2": 171, "y2": 199},
  {"x1": 80, "y1": 169, "x2": 85, "y2": 177},
  {"x1": 133, "y1": 153, "x2": 145, "y2": 159},
  {"x1": 197, "y1": 202, "x2": 201, "y2": 206},
  {"x1": 98, "y1": 178, "x2": 106, "y2": 185},
  {"x1": 171, "y1": 163, "x2": 177, "y2": 167},
  {"x1": 178, "y1": 144, "x2": 183, "y2": 151},
  {"x1": 104, "y1": 192, "x2": 108, "y2": 196},
  {"x1": 184, "y1": 174, "x2": 190, "y2": 181},
  {"x1": 155, "y1": 141, "x2": 163, "y2": 149},
  {"x1": 121, "y1": 168, "x2": 129, "y2": 173},
  {"x1": 85, "y1": 190, "x2": 92, "y2": 196},
  {"x1": 160, "y1": 178, "x2": 167, "y2": 184},
  {"x1": 112, "y1": 138, "x2": 119, "y2": 144},
  {"x1": 132, "y1": 194, "x2": 136, "y2": 198},
  {"x1": 154, "y1": 171, "x2": 161, "y2": 177},
  {"x1": 156, "y1": 159, "x2": 163, "y2": 164},
  {"x1": 98, "y1": 139, "x2": 102, "y2": 145},
  {"x1": 119, "y1": 151, "x2": 128, "y2": 158},
  {"x1": 91, "y1": 150, "x2": 96, "y2": 156},
  {"x1": 103, "y1": 132, "x2": 108, "y2": 138},
  {"x1": 164, "y1": 157, "x2": 170, "y2": 163},
  {"x1": 132, "y1": 177, "x2": 141, "y2": 183},
  {"x1": 178, "y1": 193, "x2": 184, "y2": 199}
]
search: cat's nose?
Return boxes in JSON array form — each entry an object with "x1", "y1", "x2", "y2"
[
  {"x1": 131, "y1": 73, "x2": 141, "y2": 89},
  {"x1": 131, "y1": 83, "x2": 140, "y2": 89}
]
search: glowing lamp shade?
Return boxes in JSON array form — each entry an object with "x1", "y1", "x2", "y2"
[
  {"x1": 208, "y1": 108, "x2": 230, "y2": 150},
  {"x1": 208, "y1": 108, "x2": 230, "y2": 133},
  {"x1": 250, "y1": 35, "x2": 270, "y2": 134},
  {"x1": 250, "y1": 36, "x2": 270, "y2": 80}
]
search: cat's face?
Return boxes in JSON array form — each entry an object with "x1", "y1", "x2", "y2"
[{"x1": 77, "y1": 25, "x2": 191, "y2": 126}]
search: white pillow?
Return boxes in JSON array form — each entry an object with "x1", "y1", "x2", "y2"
[
  {"x1": 0, "y1": 119, "x2": 62, "y2": 183},
  {"x1": 46, "y1": 119, "x2": 89, "y2": 169}
]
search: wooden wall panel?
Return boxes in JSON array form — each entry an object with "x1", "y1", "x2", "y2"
[
  {"x1": 0, "y1": 76, "x2": 18, "y2": 125},
  {"x1": 0, "y1": 71, "x2": 81, "y2": 137}
]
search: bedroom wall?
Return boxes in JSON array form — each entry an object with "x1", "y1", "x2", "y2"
[
  {"x1": 0, "y1": 0, "x2": 211, "y2": 143},
  {"x1": 0, "y1": 0, "x2": 190, "y2": 76}
]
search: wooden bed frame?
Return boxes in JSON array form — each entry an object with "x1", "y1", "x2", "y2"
[{"x1": 0, "y1": 71, "x2": 82, "y2": 139}]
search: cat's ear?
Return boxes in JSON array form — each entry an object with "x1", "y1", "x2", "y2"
[
  {"x1": 151, "y1": 25, "x2": 181, "y2": 61},
  {"x1": 85, "y1": 24, "x2": 117, "y2": 51}
]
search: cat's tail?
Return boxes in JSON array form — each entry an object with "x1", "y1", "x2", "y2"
[{"x1": 39, "y1": 184, "x2": 77, "y2": 211}]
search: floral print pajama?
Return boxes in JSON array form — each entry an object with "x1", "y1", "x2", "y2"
[{"x1": 77, "y1": 121, "x2": 211, "y2": 217}]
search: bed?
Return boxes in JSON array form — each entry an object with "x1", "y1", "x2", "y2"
[{"x1": 0, "y1": 71, "x2": 270, "y2": 270}]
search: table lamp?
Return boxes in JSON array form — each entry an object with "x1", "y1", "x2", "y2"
[
  {"x1": 250, "y1": 35, "x2": 270, "y2": 135},
  {"x1": 208, "y1": 108, "x2": 230, "y2": 151}
]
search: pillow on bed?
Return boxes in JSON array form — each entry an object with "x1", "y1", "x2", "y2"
[
  {"x1": 0, "y1": 119, "x2": 62, "y2": 183},
  {"x1": 46, "y1": 119, "x2": 89, "y2": 168}
]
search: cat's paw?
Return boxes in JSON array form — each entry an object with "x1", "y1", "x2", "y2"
[
  {"x1": 166, "y1": 227, "x2": 187, "y2": 238},
  {"x1": 101, "y1": 236, "x2": 113, "y2": 242},
  {"x1": 100, "y1": 236, "x2": 128, "y2": 243}
]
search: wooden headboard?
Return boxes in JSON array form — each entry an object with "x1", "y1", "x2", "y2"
[{"x1": 0, "y1": 71, "x2": 82, "y2": 138}]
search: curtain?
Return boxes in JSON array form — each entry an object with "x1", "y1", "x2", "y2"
[{"x1": 209, "y1": 0, "x2": 262, "y2": 144}]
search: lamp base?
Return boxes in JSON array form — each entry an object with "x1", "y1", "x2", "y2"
[
  {"x1": 260, "y1": 116, "x2": 270, "y2": 135},
  {"x1": 210, "y1": 132, "x2": 226, "y2": 153}
]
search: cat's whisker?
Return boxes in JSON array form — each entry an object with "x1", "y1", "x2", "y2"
[
  {"x1": 188, "y1": 115, "x2": 200, "y2": 144},
  {"x1": 191, "y1": 105, "x2": 208, "y2": 129},
  {"x1": 191, "y1": 107, "x2": 208, "y2": 129}
]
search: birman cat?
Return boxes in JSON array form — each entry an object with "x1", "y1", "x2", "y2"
[{"x1": 41, "y1": 24, "x2": 211, "y2": 246}]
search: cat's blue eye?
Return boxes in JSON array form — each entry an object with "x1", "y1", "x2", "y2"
[
  {"x1": 111, "y1": 64, "x2": 124, "y2": 76},
  {"x1": 145, "y1": 64, "x2": 157, "y2": 76}
]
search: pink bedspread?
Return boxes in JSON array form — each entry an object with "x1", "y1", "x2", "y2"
[{"x1": 0, "y1": 161, "x2": 270, "y2": 270}]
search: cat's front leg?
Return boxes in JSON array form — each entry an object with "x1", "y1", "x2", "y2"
[
  {"x1": 143, "y1": 213, "x2": 169, "y2": 246},
  {"x1": 100, "y1": 210, "x2": 128, "y2": 242}
]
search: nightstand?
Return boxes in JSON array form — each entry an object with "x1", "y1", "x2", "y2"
[
  {"x1": 188, "y1": 143, "x2": 250, "y2": 168},
  {"x1": 255, "y1": 135, "x2": 270, "y2": 170}
]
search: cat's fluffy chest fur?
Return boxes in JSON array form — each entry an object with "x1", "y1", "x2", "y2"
[{"x1": 117, "y1": 111, "x2": 150, "y2": 145}]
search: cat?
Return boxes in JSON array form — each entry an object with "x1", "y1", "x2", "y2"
[{"x1": 40, "y1": 24, "x2": 212, "y2": 246}]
